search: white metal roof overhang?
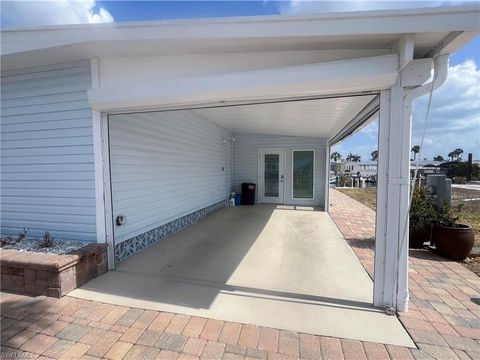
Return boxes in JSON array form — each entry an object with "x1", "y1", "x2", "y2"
[
  {"x1": 2, "y1": 5, "x2": 479, "y2": 63},
  {"x1": 2, "y1": 5, "x2": 478, "y2": 143},
  {"x1": 188, "y1": 94, "x2": 378, "y2": 140},
  {"x1": 90, "y1": 53, "x2": 390, "y2": 140}
]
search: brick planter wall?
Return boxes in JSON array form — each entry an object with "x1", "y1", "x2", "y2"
[{"x1": 0, "y1": 243, "x2": 107, "y2": 298}]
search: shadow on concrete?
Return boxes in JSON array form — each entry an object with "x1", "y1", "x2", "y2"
[
  {"x1": 81, "y1": 205, "x2": 279, "y2": 309},
  {"x1": 76, "y1": 204, "x2": 375, "y2": 310}
]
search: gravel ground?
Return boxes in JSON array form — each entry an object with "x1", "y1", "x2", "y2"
[{"x1": 0, "y1": 237, "x2": 86, "y2": 255}]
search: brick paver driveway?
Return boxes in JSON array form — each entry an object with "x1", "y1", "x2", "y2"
[
  {"x1": 330, "y1": 189, "x2": 480, "y2": 359},
  {"x1": 0, "y1": 190, "x2": 479, "y2": 359}
]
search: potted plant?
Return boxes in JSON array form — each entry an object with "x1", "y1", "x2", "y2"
[
  {"x1": 409, "y1": 186, "x2": 437, "y2": 248},
  {"x1": 431, "y1": 203, "x2": 474, "y2": 261}
]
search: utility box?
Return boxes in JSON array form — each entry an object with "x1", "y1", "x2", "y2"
[{"x1": 427, "y1": 175, "x2": 451, "y2": 208}]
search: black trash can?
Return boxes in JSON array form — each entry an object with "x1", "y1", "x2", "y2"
[{"x1": 241, "y1": 183, "x2": 256, "y2": 205}]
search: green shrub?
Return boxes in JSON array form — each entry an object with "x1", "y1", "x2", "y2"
[
  {"x1": 410, "y1": 186, "x2": 437, "y2": 231},
  {"x1": 436, "y1": 202, "x2": 461, "y2": 227},
  {"x1": 337, "y1": 174, "x2": 351, "y2": 187}
]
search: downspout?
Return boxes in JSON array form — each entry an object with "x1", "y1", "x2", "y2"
[
  {"x1": 396, "y1": 54, "x2": 449, "y2": 313},
  {"x1": 404, "y1": 54, "x2": 449, "y2": 103}
]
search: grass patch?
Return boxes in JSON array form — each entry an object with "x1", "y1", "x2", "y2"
[
  {"x1": 452, "y1": 200, "x2": 480, "y2": 243},
  {"x1": 336, "y1": 187, "x2": 377, "y2": 211},
  {"x1": 452, "y1": 187, "x2": 480, "y2": 201}
]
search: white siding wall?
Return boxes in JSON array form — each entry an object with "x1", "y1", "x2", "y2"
[
  {"x1": 0, "y1": 61, "x2": 97, "y2": 241},
  {"x1": 233, "y1": 133, "x2": 327, "y2": 207},
  {"x1": 109, "y1": 111, "x2": 233, "y2": 243}
]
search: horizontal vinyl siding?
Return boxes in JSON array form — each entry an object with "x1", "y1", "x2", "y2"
[
  {"x1": 109, "y1": 111, "x2": 233, "y2": 243},
  {"x1": 0, "y1": 61, "x2": 97, "y2": 242},
  {"x1": 233, "y1": 133, "x2": 327, "y2": 207}
]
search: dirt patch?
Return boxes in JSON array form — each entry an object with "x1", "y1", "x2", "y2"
[
  {"x1": 462, "y1": 257, "x2": 480, "y2": 276},
  {"x1": 451, "y1": 199, "x2": 480, "y2": 244},
  {"x1": 452, "y1": 187, "x2": 480, "y2": 201}
]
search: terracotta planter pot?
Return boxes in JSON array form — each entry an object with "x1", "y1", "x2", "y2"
[
  {"x1": 409, "y1": 227, "x2": 430, "y2": 249},
  {"x1": 432, "y1": 224, "x2": 474, "y2": 261}
]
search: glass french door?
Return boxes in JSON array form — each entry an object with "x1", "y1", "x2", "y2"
[{"x1": 258, "y1": 149, "x2": 285, "y2": 204}]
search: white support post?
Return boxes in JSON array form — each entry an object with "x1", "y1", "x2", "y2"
[
  {"x1": 397, "y1": 94, "x2": 412, "y2": 313},
  {"x1": 92, "y1": 109, "x2": 106, "y2": 243},
  {"x1": 374, "y1": 90, "x2": 391, "y2": 308},
  {"x1": 91, "y1": 57, "x2": 115, "y2": 270},
  {"x1": 325, "y1": 143, "x2": 331, "y2": 212},
  {"x1": 91, "y1": 57, "x2": 106, "y2": 246},
  {"x1": 374, "y1": 79, "x2": 410, "y2": 312},
  {"x1": 397, "y1": 34, "x2": 414, "y2": 70},
  {"x1": 374, "y1": 53, "x2": 448, "y2": 312}
]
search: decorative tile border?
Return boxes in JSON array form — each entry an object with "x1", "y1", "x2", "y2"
[{"x1": 114, "y1": 200, "x2": 225, "y2": 262}]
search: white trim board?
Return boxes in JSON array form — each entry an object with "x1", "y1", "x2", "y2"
[
  {"x1": 91, "y1": 57, "x2": 107, "y2": 246},
  {"x1": 87, "y1": 55, "x2": 398, "y2": 113},
  {"x1": 102, "y1": 114, "x2": 115, "y2": 270}
]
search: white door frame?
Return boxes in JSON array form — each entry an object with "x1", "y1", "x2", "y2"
[
  {"x1": 257, "y1": 148, "x2": 285, "y2": 204},
  {"x1": 101, "y1": 114, "x2": 115, "y2": 270}
]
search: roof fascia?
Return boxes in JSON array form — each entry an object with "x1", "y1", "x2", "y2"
[{"x1": 2, "y1": 6, "x2": 479, "y2": 56}]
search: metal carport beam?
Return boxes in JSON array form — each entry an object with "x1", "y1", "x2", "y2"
[
  {"x1": 87, "y1": 54, "x2": 398, "y2": 113},
  {"x1": 328, "y1": 95, "x2": 380, "y2": 146}
]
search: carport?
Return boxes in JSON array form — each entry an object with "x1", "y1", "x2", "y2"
[
  {"x1": 73, "y1": 90, "x2": 422, "y2": 345},
  {"x1": 72, "y1": 90, "x2": 419, "y2": 345},
  {"x1": 80, "y1": 6, "x2": 476, "y2": 331}
]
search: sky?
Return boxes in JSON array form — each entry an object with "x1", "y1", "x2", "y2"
[{"x1": 1, "y1": 0, "x2": 479, "y2": 161}]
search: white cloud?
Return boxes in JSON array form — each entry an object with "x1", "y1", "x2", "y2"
[
  {"x1": 332, "y1": 59, "x2": 480, "y2": 162},
  {"x1": 1, "y1": 0, "x2": 113, "y2": 28},
  {"x1": 411, "y1": 59, "x2": 480, "y2": 160},
  {"x1": 359, "y1": 119, "x2": 379, "y2": 139},
  {"x1": 278, "y1": 1, "x2": 477, "y2": 15}
]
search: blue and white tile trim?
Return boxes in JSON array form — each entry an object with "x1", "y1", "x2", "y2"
[{"x1": 114, "y1": 200, "x2": 225, "y2": 262}]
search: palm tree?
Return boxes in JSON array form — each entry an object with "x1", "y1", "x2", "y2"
[
  {"x1": 448, "y1": 148, "x2": 464, "y2": 161},
  {"x1": 346, "y1": 153, "x2": 361, "y2": 162},
  {"x1": 411, "y1": 145, "x2": 420, "y2": 161},
  {"x1": 330, "y1": 152, "x2": 342, "y2": 162},
  {"x1": 433, "y1": 155, "x2": 444, "y2": 161},
  {"x1": 454, "y1": 148, "x2": 464, "y2": 161},
  {"x1": 371, "y1": 150, "x2": 378, "y2": 161}
]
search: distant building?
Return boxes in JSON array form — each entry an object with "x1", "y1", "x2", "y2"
[
  {"x1": 340, "y1": 161, "x2": 378, "y2": 178},
  {"x1": 332, "y1": 159, "x2": 446, "y2": 179},
  {"x1": 410, "y1": 160, "x2": 444, "y2": 177}
]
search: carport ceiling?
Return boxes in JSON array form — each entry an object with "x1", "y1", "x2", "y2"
[{"x1": 190, "y1": 94, "x2": 375, "y2": 138}]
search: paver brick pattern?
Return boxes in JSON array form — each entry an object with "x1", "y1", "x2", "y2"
[
  {"x1": 1, "y1": 189, "x2": 479, "y2": 359},
  {"x1": 329, "y1": 189, "x2": 480, "y2": 359}
]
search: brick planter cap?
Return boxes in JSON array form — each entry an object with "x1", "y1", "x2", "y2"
[{"x1": 0, "y1": 243, "x2": 107, "y2": 271}]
